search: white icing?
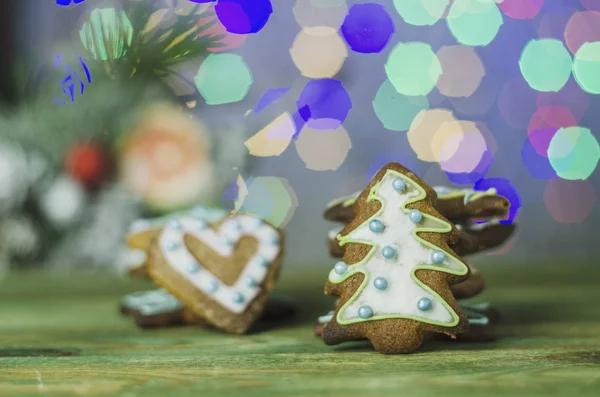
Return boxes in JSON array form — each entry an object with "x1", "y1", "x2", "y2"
[
  {"x1": 128, "y1": 206, "x2": 228, "y2": 235},
  {"x1": 159, "y1": 215, "x2": 280, "y2": 314},
  {"x1": 318, "y1": 311, "x2": 334, "y2": 324},
  {"x1": 122, "y1": 289, "x2": 185, "y2": 315},
  {"x1": 329, "y1": 170, "x2": 468, "y2": 326},
  {"x1": 120, "y1": 248, "x2": 147, "y2": 269},
  {"x1": 462, "y1": 219, "x2": 503, "y2": 231},
  {"x1": 328, "y1": 226, "x2": 343, "y2": 240}
]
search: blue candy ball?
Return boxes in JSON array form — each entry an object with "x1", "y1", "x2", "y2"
[
  {"x1": 233, "y1": 292, "x2": 245, "y2": 304},
  {"x1": 417, "y1": 297, "x2": 432, "y2": 311},
  {"x1": 431, "y1": 250, "x2": 446, "y2": 264},
  {"x1": 188, "y1": 262, "x2": 200, "y2": 274},
  {"x1": 408, "y1": 209, "x2": 423, "y2": 223},
  {"x1": 334, "y1": 261, "x2": 348, "y2": 275},
  {"x1": 373, "y1": 277, "x2": 388, "y2": 290},
  {"x1": 358, "y1": 305, "x2": 373, "y2": 319},
  {"x1": 392, "y1": 178, "x2": 406, "y2": 192},
  {"x1": 206, "y1": 280, "x2": 219, "y2": 293},
  {"x1": 369, "y1": 219, "x2": 385, "y2": 233},
  {"x1": 381, "y1": 246, "x2": 396, "y2": 259},
  {"x1": 246, "y1": 276, "x2": 257, "y2": 287}
]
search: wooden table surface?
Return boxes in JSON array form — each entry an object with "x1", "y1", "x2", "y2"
[{"x1": 0, "y1": 262, "x2": 599, "y2": 397}]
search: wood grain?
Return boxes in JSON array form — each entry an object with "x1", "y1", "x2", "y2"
[{"x1": 0, "y1": 263, "x2": 599, "y2": 397}]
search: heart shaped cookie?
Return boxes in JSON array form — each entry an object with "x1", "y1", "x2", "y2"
[{"x1": 146, "y1": 214, "x2": 284, "y2": 334}]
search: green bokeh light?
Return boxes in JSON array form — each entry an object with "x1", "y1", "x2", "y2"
[
  {"x1": 372, "y1": 80, "x2": 430, "y2": 131},
  {"x1": 194, "y1": 54, "x2": 253, "y2": 105},
  {"x1": 519, "y1": 39, "x2": 572, "y2": 92},
  {"x1": 239, "y1": 177, "x2": 298, "y2": 227},
  {"x1": 548, "y1": 127, "x2": 600, "y2": 180},
  {"x1": 573, "y1": 41, "x2": 600, "y2": 95},
  {"x1": 79, "y1": 8, "x2": 133, "y2": 61},
  {"x1": 446, "y1": 0, "x2": 503, "y2": 47},
  {"x1": 392, "y1": 0, "x2": 450, "y2": 26},
  {"x1": 385, "y1": 42, "x2": 442, "y2": 96}
]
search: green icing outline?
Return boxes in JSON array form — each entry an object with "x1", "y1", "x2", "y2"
[
  {"x1": 328, "y1": 169, "x2": 469, "y2": 328},
  {"x1": 326, "y1": 192, "x2": 360, "y2": 209}
]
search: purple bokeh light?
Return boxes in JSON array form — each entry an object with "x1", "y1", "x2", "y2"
[
  {"x1": 215, "y1": 0, "x2": 273, "y2": 34},
  {"x1": 296, "y1": 78, "x2": 352, "y2": 130},
  {"x1": 341, "y1": 3, "x2": 395, "y2": 54},
  {"x1": 253, "y1": 87, "x2": 290, "y2": 113},
  {"x1": 474, "y1": 177, "x2": 522, "y2": 224}
]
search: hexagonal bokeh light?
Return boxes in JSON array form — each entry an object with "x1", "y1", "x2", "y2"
[
  {"x1": 296, "y1": 78, "x2": 352, "y2": 130},
  {"x1": 547, "y1": 126, "x2": 600, "y2": 180},
  {"x1": 341, "y1": 3, "x2": 395, "y2": 54},
  {"x1": 521, "y1": 134, "x2": 558, "y2": 180},
  {"x1": 564, "y1": 11, "x2": 600, "y2": 55},
  {"x1": 295, "y1": 124, "x2": 352, "y2": 171},
  {"x1": 544, "y1": 179, "x2": 597, "y2": 224},
  {"x1": 446, "y1": 0, "x2": 504, "y2": 47},
  {"x1": 385, "y1": 42, "x2": 442, "y2": 96},
  {"x1": 392, "y1": 0, "x2": 450, "y2": 27},
  {"x1": 290, "y1": 26, "x2": 348, "y2": 78},
  {"x1": 407, "y1": 108, "x2": 458, "y2": 162},
  {"x1": 214, "y1": 0, "x2": 273, "y2": 34},
  {"x1": 194, "y1": 53, "x2": 253, "y2": 105},
  {"x1": 244, "y1": 112, "x2": 296, "y2": 157},
  {"x1": 293, "y1": 0, "x2": 348, "y2": 29},
  {"x1": 233, "y1": 176, "x2": 299, "y2": 228},
  {"x1": 498, "y1": 0, "x2": 544, "y2": 20},
  {"x1": 519, "y1": 39, "x2": 572, "y2": 92},
  {"x1": 573, "y1": 41, "x2": 600, "y2": 94},
  {"x1": 372, "y1": 80, "x2": 429, "y2": 132},
  {"x1": 436, "y1": 45, "x2": 485, "y2": 97}
]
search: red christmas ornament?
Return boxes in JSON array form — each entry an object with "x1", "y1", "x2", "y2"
[{"x1": 64, "y1": 141, "x2": 110, "y2": 188}]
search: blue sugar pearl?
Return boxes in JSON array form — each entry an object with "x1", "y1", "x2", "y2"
[
  {"x1": 233, "y1": 292, "x2": 245, "y2": 304},
  {"x1": 257, "y1": 257, "x2": 269, "y2": 268},
  {"x1": 408, "y1": 209, "x2": 423, "y2": 223},
  {"x1": 417, "y1": 297, "x2": 432, "y2": 311},
  {"x1": 373, "y1": 277, "x2": 388, "y2": 290},
  {"x1": 246, "y1": 277, "x2": 257, "y2": 287},
  {"x1": 188, "y1": 262, "x2": 200, "y2": 274},
  {"x1": 206, "y1": 280, "x2": 219, "y2": 294},
  {"x1": 358, "y1": 305, "x2": 373, "y2": 319},
  {"x1": 369, "y1": 219, "x2": 385, "y2": 233},
  {"x1": 431, "y1": 250, "x2": 446, "y2": 264},
  {"x1": 381, "y1": 246, "x2": 396, "y2": 259},
  {"x1": 334, "y1": 261, "x2": 348, "y2": 275},
  {"x1": 166, "y1": 241, "x2": 178, "y2": 251},
  {"x1": 392, "y1": 178, "x2": 406, "y2": 192}
]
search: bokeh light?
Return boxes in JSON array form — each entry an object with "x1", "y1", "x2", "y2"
[
  {"x1": 547, "y1": 126, "x2": 600, "y2": 180},
  {"x1": 436, "y1": 45, "x2": 485, "y2": 97},
  {"x1": 244, "y1": 113, "x2": 296, "y2": 157},
  {"x1": 527, "y1": 106, "x2": 577, "y2": 137},
  {"x1": 214, "y1": 0, "x2": 273, "y2": 34},
  {"x1": 573, "y1": 41, "x2": 600, "y2": 94},
  {"x1": 194, "y1": 54, "x2": 253, "y2": 105},
  {"x1": 544, "y1": 179, "x2": 597, "y2": 223},
  {"x1": 564, "y1": 11, "x2": 600, "y2": 55},
  {"x1": 253, "y1": 88, "x2": 290, "y2": 113},
  {"x1": 521, "y1": 135, "x2": 558, "y2": 180},
  {"x1": 534, "y1": 5, "x2": 574, "y2": 40},
  {"x1": 290, "y1": 26, "x2": 348, "y2": 78},
  {"x1": 449, "y1": 75, "x2": 499, "y2": 117},
  {"x1": 498, "y1": 0, "x2": 543, "y2": 20},
  {"x1": 519, "y1": 39, "x2": 572, "y2": 92},
  {"x1": 236, "y1": 176, "x2": 298, "y2": 228},
  {"x1": 293, "y1": 0, "x2": 349, "y2": 29},
  {"x1": 385, "y1": 42, "x2": 442, "y2": 96},
  {"x1": 581, "y1": 0, "x2": 600, "y2": 12},
  {"x1": 295, "y1": 125, "x2": 352, "y2": 171},
  {"x1": 372, "y1": 80, "x2": 429, "y2": 132},
  {"x1": 341, "y1": 3, "x2": 395, "y2": 54},
  {"x1": 408, "y1": 108, "x2": 458, "y2": 162},
  {"x1": 392, "y1": 0, "x2": 450, "y2": 27},
  {"x1": 197, "y1": 13, "x2": 247, "y2": 53},
  {"x1": 297, "y1": 78, "x2": 352, "y2": 130},
  {"x1": 310, "y1": 0, "x2": 347, "y2": 7},
  {"x1": 366, "y1": 151, "x2": 423, "y2": 183},
  {"x1": 498, "y1": 78, "x2": 538, "y2": 129},
  {"x1": 473, "y1": 177, "x2": 521, "y2": 224},
  {"x1": 527, "y1": 128, "x2": 557, "y2": 158},
  {"x1": 446, "y1": 0, "x2": 503, "y2": 47},
  {"x1": 537, "y1": 79, "x2": 590, "y2": 122}
]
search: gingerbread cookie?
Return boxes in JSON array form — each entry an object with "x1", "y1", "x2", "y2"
[
  {"x1": 124, "y1": 206, "x2": 228, "y2": 277},
  {"x1": 322, "y1": 163, "x2": 470, "y2": 354},
  {"x1": 145, "y1": 214, "x2": 284, "y2": 334},
  {"x1": 324, "y1": 186, "x2": 510, "y2": 225}
]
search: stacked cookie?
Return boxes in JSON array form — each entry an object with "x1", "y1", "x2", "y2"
[
  {"x1": 120, "y1": 206, "x2": 293, "y2": 334},
  {"x1": 318, "y1": 162, "x2": 516, "y2": 353}
]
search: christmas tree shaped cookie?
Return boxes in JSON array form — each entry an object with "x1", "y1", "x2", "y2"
[{"x1": 322, "y1": 163, "x2": 470, "y2": 353}]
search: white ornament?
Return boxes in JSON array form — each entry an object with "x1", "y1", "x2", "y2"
[{"x1": 39, "y1": 175, "x2": 87, "y2": 228}]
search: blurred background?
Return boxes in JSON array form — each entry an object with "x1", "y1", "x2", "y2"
[{"x1": 0, "y1": 0, "x2": 598, "y2": 275}]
